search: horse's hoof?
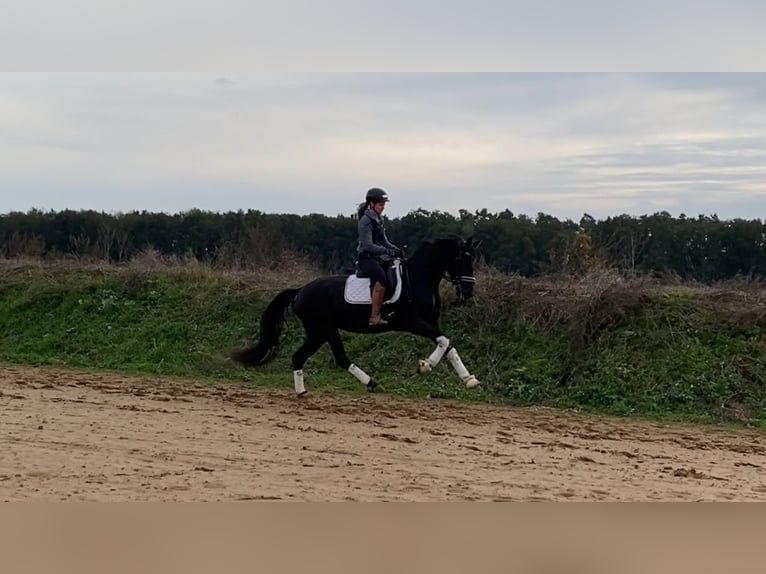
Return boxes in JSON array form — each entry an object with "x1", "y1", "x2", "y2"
[
  {"x1": 417, "y1": 360, "x2": 432, "y2": 374},
  {"x1": 367, "y1": 380, "x2": 380, "y2": 393},
  {"x1": 297, "y1": 390, "x2": 308, "y2": 398},
  {"x1": 464, "y1": 376, "x2": 480, "y2": 389}
]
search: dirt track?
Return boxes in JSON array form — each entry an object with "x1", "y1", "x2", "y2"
[{"x1": 2, "y1": 364, "x2": 766, "y2": 501}]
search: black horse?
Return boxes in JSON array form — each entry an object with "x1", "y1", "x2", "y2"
[{"x1": 231, "y1": 235, "x2": 482, "y2": 395}]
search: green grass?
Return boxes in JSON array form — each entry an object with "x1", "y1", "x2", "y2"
[
  {"x1": 568, "y1": 297, "x2": 766, "y2": 425},
  {"x1": 1, "y1": 262, "x2": 765, "y2": 427}
]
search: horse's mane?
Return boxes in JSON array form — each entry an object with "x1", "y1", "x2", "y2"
[
  {"x1": 408, "y1": 235, "x2": 464, "y2": 266},
  {"x1": 414, "y1": 234, "x2": 463, "y2": 251}
]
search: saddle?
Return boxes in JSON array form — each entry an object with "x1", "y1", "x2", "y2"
[{"x1": 344, "y1": 259, "x2": 403, "y2": 305}]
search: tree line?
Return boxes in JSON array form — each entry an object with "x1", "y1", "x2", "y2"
[{"x1": 1, "y1": 207, "x2": 765, "y2": 281}]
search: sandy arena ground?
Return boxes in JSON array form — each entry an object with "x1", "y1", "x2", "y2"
[{"x1": 2, "y1": 364, "x2": 766, "y2": 501}]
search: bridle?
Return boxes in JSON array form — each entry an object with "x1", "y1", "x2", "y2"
[{"x1": 444, "y1": 250, "x2": 476, "y2": 298}]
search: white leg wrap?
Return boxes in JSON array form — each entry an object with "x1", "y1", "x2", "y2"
[
  {"x1": 293, "y1": 369, "x2": 306, "y2": 395},
  {"x1": 427, "y1": 336, "x2": 450, "y2": 368},
  {"x1": 348, "y1": 363, "x2": 371, "y2": 386},
  {"x1": 446, "y1": 348, "x2": 480, "y2": 387},
  {"x1": 446, "y1": 348, "x2": 470, "y2": 379}
]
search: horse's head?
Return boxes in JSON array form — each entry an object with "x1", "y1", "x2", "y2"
[
  {"x1": 442, "y1": 235, "x2": 481, "y2": 300},
  {"x1": 408, "y1": 235, "x2": 482, "y2": 301}
]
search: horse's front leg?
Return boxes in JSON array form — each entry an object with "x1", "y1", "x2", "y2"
[
  {"x1": 445, "y1": 346, "x2": 480, "y2": 388},
  {"x1": 417, "y1": 334, "x2": 450, "y2": 374},
  {"x1": 408, "y1": 319, "x2": 480, "y2": 388}
]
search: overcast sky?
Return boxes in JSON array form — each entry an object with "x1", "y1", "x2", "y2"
[{"x1": 2, "y1": 73, "x2": 766, "y2": 221}]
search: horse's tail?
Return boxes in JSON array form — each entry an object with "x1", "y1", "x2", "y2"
[{"x1": 230, "y1": 288, "x2": 300, "y2": 367}]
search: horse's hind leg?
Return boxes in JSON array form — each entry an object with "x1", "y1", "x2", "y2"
[
  {"x1": 326, "y1": 327, "x2": 379, "y2": 393},
  {"x1": 291, "y1": 328, "x2": 327, "y2": 396}
]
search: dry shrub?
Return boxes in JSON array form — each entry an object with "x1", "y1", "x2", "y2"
[
  {"x1": 127, "y1": 246, "x2": 178, "y2": 271},
  {"x1": 678, "y1": 276, "x2": 766, "y2": 330},
  {"x1": 0, "y1": 232, "x2": 47, "y2": 259},
  {"x1": 474, "y1": 262, "x2": 656, "y2": 346},
  {"x1": 125, "y1": 245, "x2": 324, "y2": 291},
  {"x1": 256, "y1": 250, "x2": 323, "y2": 286},
  {"x1": 474, "y1": 262, "x2": 766, "y2": 359},
  {"x1": 213, "y1": 228, "x2": 290, "y2": 270}
]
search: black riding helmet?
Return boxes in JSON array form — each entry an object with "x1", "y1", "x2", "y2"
[{"x1": 366, "y1": 188, "x2": 389, "y2": 204}]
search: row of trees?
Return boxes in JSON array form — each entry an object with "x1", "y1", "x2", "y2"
[{"x1": 1, "y1": 207, "x2": 765, "y2": 281}]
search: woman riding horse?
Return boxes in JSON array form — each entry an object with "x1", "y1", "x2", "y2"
[
  {"x1": 356, "y1": 187, "x2": 403, "y2": 326},
  {"x1": 231, "y1": 225, "x2": 482, "y2": 396}
]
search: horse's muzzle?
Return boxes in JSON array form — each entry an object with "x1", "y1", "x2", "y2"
[{"x1": 456, "y1": 276, "x2": 476, "y2": 300}]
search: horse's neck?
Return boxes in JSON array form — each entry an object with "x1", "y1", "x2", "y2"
[{"x1": 405, "y1": 251, "x2": 448, "y2": 293}]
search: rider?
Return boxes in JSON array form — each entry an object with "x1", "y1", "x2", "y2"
[{"x1": 356, "y1": 187, "x2": 403, "y2": 326}]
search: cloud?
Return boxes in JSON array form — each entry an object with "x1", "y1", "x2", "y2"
[
  {"x1": 4, "y1": 1, "x2": 766, "y2": 70},
  {"x1": 1, "y1": 73, "x2": 765, "y2": 220}
]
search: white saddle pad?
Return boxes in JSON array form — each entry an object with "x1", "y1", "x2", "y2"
[{"x1": 344, "y1": 261, "x2": 403, "y2": 305}]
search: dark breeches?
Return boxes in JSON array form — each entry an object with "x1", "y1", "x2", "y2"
[{"x1": 358, "y1": 257, "x2": 388, "y2": 291}]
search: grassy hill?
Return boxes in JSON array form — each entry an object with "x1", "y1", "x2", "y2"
[{"x1": 1, "y1": 254, "x2": 765, "y2": 427}]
